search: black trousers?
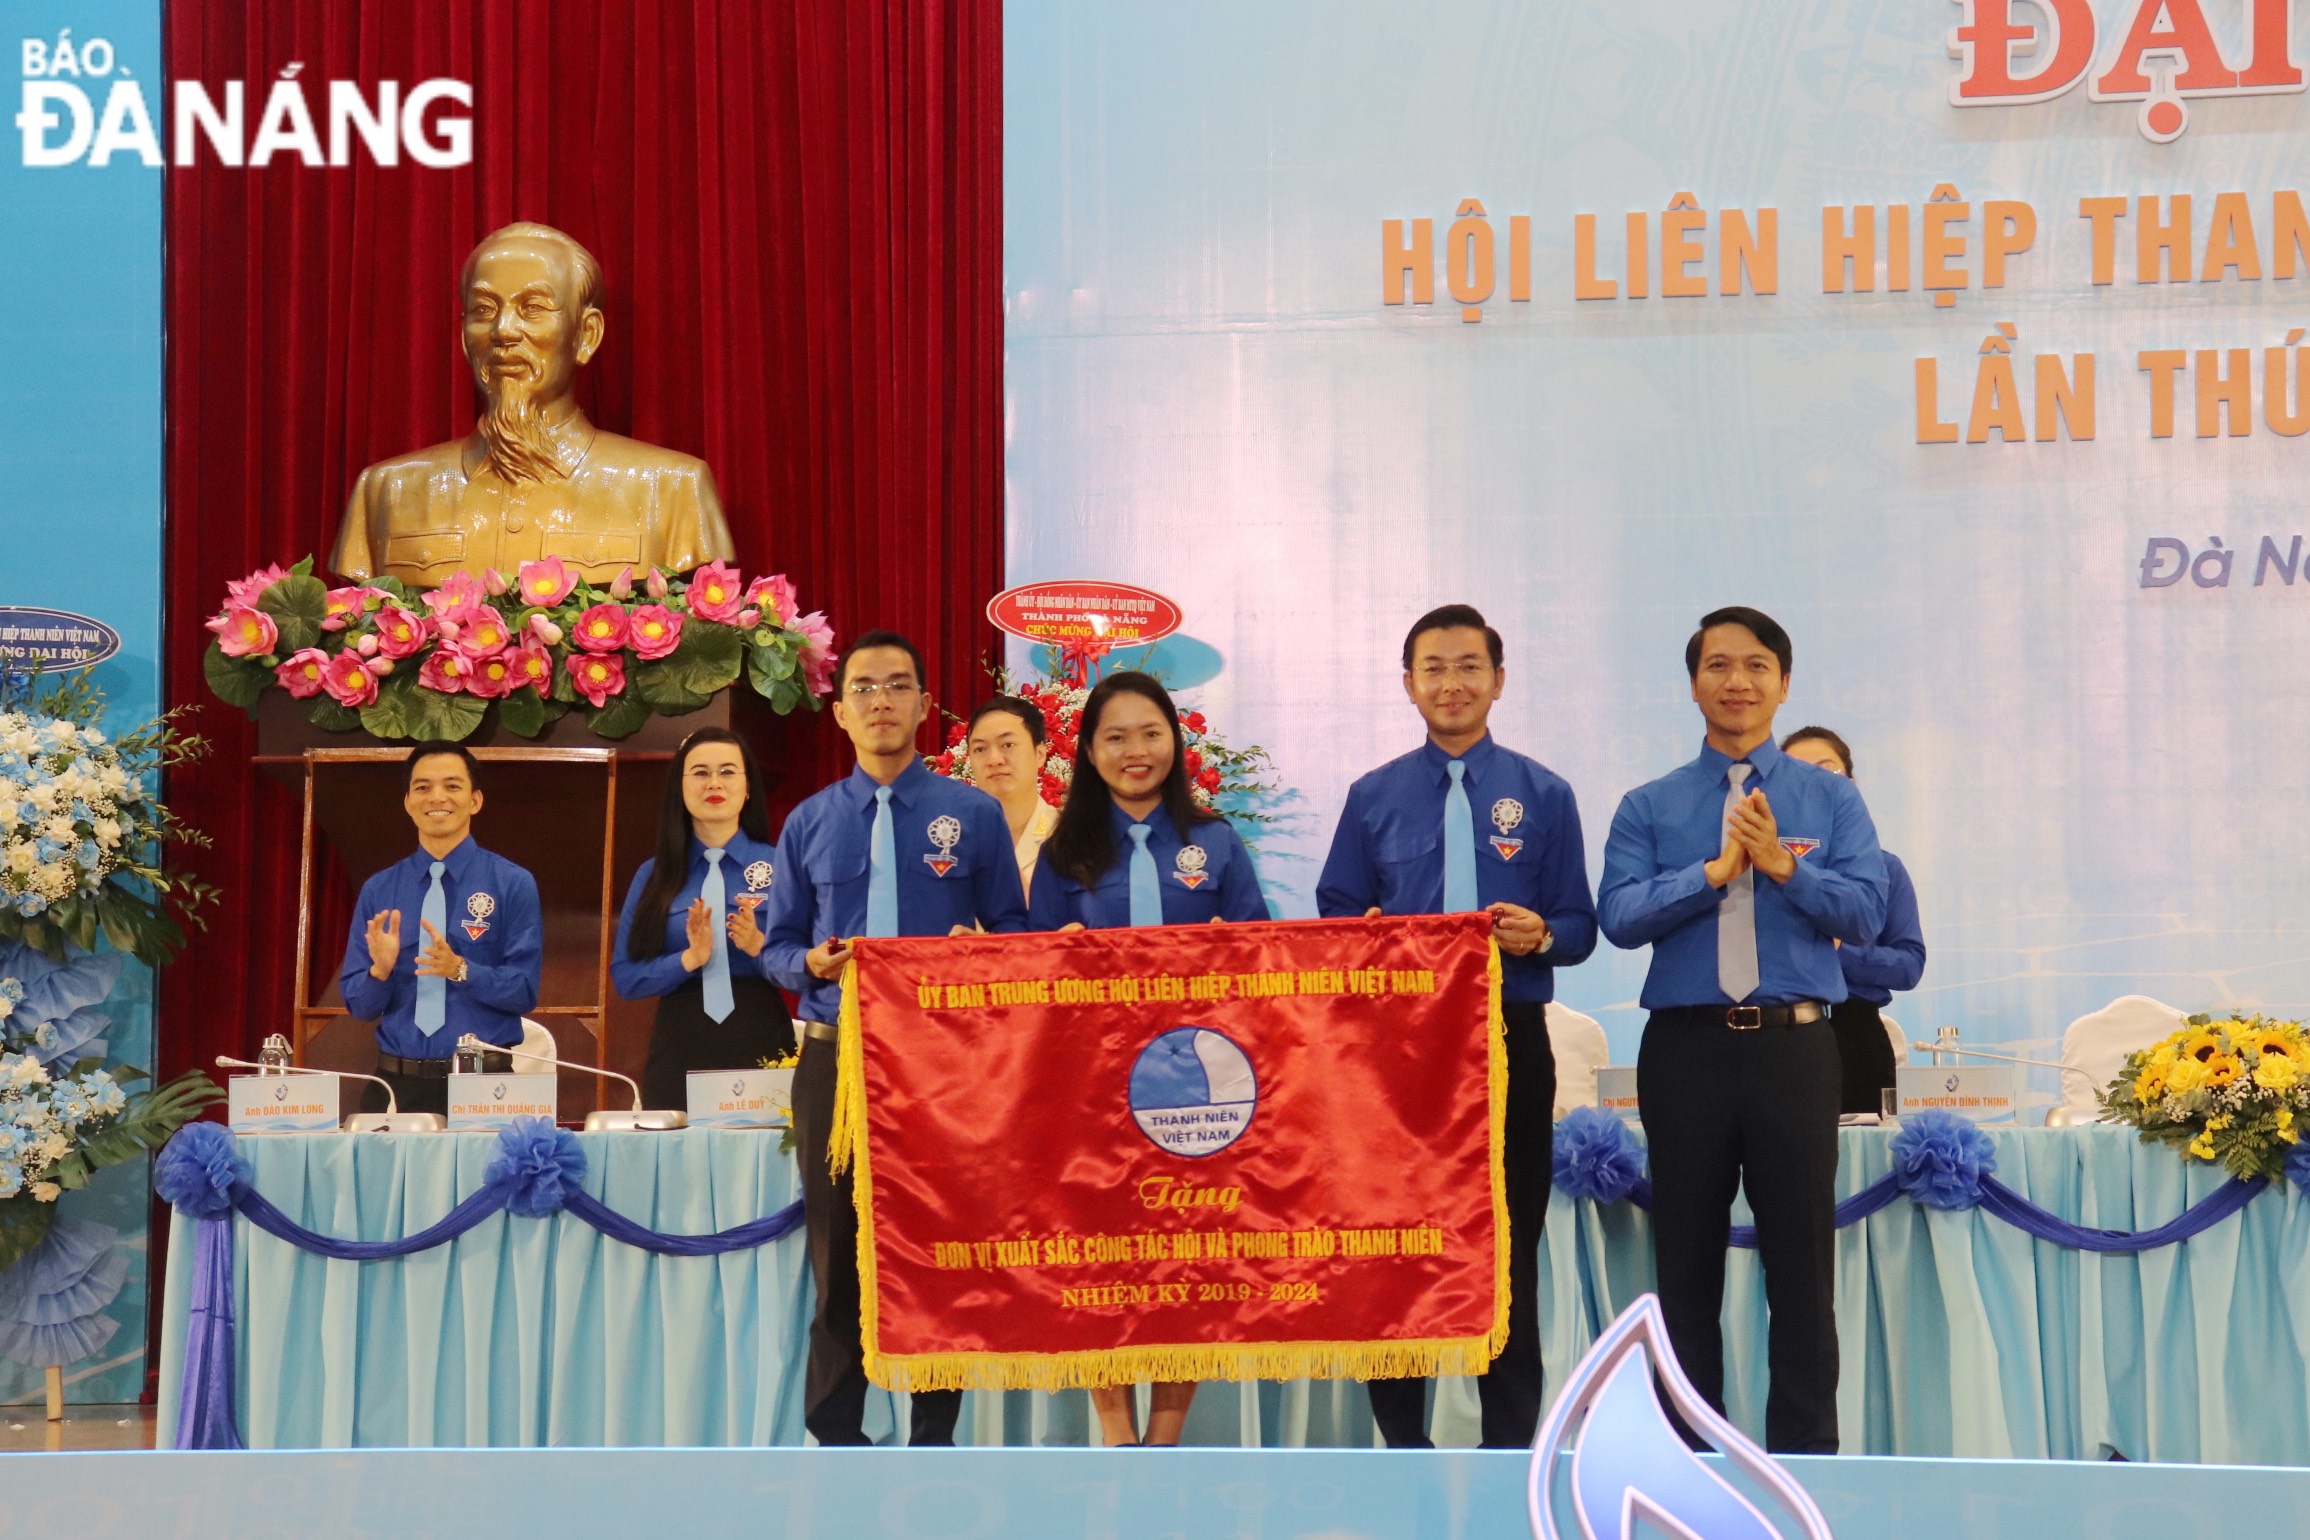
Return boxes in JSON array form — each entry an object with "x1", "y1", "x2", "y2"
[
  {"x1": 1637, "y1": 1013, "x2": 1841, "y2": 1454},
  {"x1": 793, "y1": 1033, "x2": 962, "y2": 1446},
  {"x1": 360, "y1": 1048, "x2": 512, "y2": 1117},
  {"x1": 1828, "y1": 998, "x2": 1896, "y2": 1117},
  {"x1": 642, "y1": 975, "x2": 797, "y2": 1112},
  {"x1": 1367, "y1": 998, "x2": 1555, "y2": 1449}
]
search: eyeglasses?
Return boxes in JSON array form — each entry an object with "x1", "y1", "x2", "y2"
[
  {"x1": 1412, "y1": 662, "x2": 1494, "y2": 682},
  {"x1": 846, "y1": 680, "x2": 921, "y2": 700}
]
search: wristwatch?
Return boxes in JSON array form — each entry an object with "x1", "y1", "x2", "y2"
[{"x1": 453, "y1": 955, "x2": 471, "y2": 985}]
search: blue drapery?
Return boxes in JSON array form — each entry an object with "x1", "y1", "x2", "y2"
[{"x1": 153, "y1": 1120, "x2": 803, "y2": 1450}]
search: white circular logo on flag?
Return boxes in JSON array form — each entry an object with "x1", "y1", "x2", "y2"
[{"x1": 1128, "y1": 1028, "x2": 1258, "y2": 1158}]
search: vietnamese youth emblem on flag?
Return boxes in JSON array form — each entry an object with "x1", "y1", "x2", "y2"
[{"x1": 828, "y1": 913, "x2": 1507, "y2": 1391}]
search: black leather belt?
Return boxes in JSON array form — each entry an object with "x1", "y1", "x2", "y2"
[
  {"x1": 1653, "y1": 1002, "x2": 1825, "y2": 1031},
  {"x1": 800, "y1": 1020, "x2": 841, "y2": 1043},
  {"x1": 378, "y1": 1049, "x2": 512, "y2": 1078}
]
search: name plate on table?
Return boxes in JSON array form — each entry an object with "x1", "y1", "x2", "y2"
[
  {"x1": 446, "y1": 1074, "x2": 558, "y2": 1130},
  {"x1": 228, "y1": 1074, "x2": 340, "y2": 1133},
  {"x1": 687, "y1": 1067, "x2": 793, "y2": 1129},
  {"x1": 1595, "y1": 1067, "x2": 1639, "y2": 1119},
  {"x1": 1895, "y1": 1065, "x2": 2017, "y2": 1123}
]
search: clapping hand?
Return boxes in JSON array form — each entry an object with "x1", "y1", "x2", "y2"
[
  {"x1": 728, "y1": 898, "x2": 768, "y2": 958},
  {"x1": 365, "y1": 909, "x2": 402, "y2": 980},
  {"x1": 414, "y1": 919, "x2": 465, "y2": 980},
  {"x1": 681, "y1": 898, "x2": 716, "y2": 971},
  {"x1": 1726, "y1": 788, "x2": 1795, "y2": 881}
]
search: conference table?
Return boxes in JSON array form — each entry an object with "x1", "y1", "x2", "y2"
[{"x1": 154, "y1": 1124, "x2": 2310, "y2": 1461}]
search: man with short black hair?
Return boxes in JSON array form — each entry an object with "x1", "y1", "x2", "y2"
[
  {"x1": 339, "y1": 741, "x2": 542, "y2": 1116},
  {"x1": 1599, "y1": 606, "x2": 1888, "y2": 1454},
  {"x1": 1316, "y1": 603, "x2": 1597, "y2": 1449},
  {"x1": 764, "y1": 629, "x2": 1029, "y2": 1447}
]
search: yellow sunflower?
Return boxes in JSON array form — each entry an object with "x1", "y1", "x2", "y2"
[
  {"x1": 2182, "y1": 1030, "x2": 2224, "y2": 1064},
  {"x1": 2204, "y1": 1053, "x2": 2244, "y2": 1089},
  {"x1": 2134, "y1": 1063, "x2": 2169, "y2": 1102},
  {"x1": 2238, "y1": 1026, "x2": 2294, "y2": 1061}
]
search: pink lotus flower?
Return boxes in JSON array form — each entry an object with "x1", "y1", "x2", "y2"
[
  {"x1": 504, "y1": 643, "x2": 554, "y2": 694},
  {"x1": 365, "y1": 657, "x2": 394, "y2": 677},
  {"x1": 607, "y1": 565, "x2": 636, "y2": 600},
  {"x1": 321, "y1": 651, "x2": 379, "y2": 708},
  {"x1": 422, "y1": 572, "x2": 487, "y2": 614},
  {"x1": 736, "y1": 608, "x2": 762, "y2": 630},
  {"x1": 746, "y1": 574, "x2": 800, "y2": 627},
  {"x1": 356, "y1": 632, "x2": 380, "y2": 657},
  {"x1": 276, "y1": 648, "x2": 330, "y2": 699},
  {"x1": 483, "y1": 566, "x2": 511, "y2": 597},
  {"x1": 566, "y1": 650, "x2": 627, "y2": 708},
  {"x1": 419, "y1": 649, "x2": 475, "y2": 693},
  {"x1": 628, "y1": 604, "x2": 684, "y2": 661},
  {"x1": 224, "y1": 563, "x2": 291, "y2": 609},
  {"x1": 210, "y1": 606, "x2": 278, "y2": 659},
  {"x1": 685, "y1": 561, "x2": 745, "y2": 623},
  {"x1": 527, "y1": 614, "x2": 564, "y2": 647},
  {"x1": 373, "y1": 605, "x2": 428, "y2": 658},
  {"x1": 321, "y1": 586, "x2": 374, "y2": 632},
  {"x1": 572, "y1": 603, "x2": 631, "y2": 654},
  {"x1": 793, "y1": 610, "x2": 836, "y2": 694},
  {"x1": 441, "y1": 603, "x2": 512, "y2": 655},
  {"x1": 645, "y1": 566, "x2": 669, "y2": 599},
  {"x1": 516, "y1": 557, "x2": 578, "y2": 608},
  {"x1": 465, "y1": 651, "x2": 517, "y2": 699}
]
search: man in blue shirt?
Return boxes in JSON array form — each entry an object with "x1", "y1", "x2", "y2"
[
  {"x1": 338, "y1": 742, "x2": 543, "y2": 1116},
  {"x1": 763, "y1": 629, "x2": 1029, "y2": 1448},
  {"x1": 1599, "y1": 607, "x2": 1888, "y2": 1454},
  {"x1": 1781, "y1": 726, "x2": 1927, "y2": 1114},
  {"x1": 1316, "y1": 604, "x2": 1597, "y2": 1450}
]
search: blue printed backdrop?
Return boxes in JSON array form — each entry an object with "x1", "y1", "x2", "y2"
[
  {"x1": 1003, "y1": 0, "x2": 2310, "y2": 1082},
  {"x1": 0, "y1": 0, "x2": 164, "y2": 1404}
]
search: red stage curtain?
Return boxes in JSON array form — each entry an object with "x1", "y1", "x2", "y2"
[{"x1": 157, "y1": 0, "x2": 1005, "y2": 1084}]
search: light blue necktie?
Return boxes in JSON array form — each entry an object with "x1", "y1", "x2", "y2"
[
  {"x1": 701, "y1": 847, "x2": 734, "y2": 1022},
  {"x1": 1442, "y1": 759, "x2": 1478, "y2": 912},
  {"x1": 1127, "y1": 823, "x2": 1162, "y2": 927},
  {"x1": 1718, "y1": 763, "x2": 1761, "y2": 1002},
  {"x1": 415, "y1": 860, "x2": 447, "y2": 1032},
  {"x1": 866, "y1": 785, "x2": 898, "y2": 938}
]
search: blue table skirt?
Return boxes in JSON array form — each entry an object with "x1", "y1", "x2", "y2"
[{"x1": 156, "y1": 1125, "x2": 2310, "y2": 1459}]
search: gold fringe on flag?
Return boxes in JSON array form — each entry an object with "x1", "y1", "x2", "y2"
[{"x1": 826, "y1": 958, "x2": 865, "y2": 1177}]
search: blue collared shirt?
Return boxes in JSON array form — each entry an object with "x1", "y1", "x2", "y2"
[
  {"x1": 763, "y1": 758, "x2": 1029, "y2": 1023},
  {"x1": 1839, "y1": 849, "x2": 1924, "y2": 1007},
  {"x1": 1313, "y1": 734, "x2": 1598, "y2": 1003},
  {"x1": 1027, "y1": 803, "x2": 1269, "y2": 930},
  {"x1": 339, "y1": 837, "x2": 543, "y2": 1057},
  {"x1": 1599, "y1": 738, "x2": 1888, "y2": 1009},
  {"x1": 611, "y1": 831, "x2": 783, "y2": 1000}
]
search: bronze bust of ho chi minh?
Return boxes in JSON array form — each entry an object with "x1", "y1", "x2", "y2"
[{"x1": 329, "y1": 221, "x2": 737, "y2": 586}]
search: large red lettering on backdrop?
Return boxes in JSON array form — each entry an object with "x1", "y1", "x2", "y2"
[{"x1": 828, "y1": 913, "x2": 1507, "y2": 1391}]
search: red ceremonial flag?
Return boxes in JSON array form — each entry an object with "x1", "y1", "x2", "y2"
[{"x1": 828, "y1": 912, "x2": 1506, "y2": 1391}]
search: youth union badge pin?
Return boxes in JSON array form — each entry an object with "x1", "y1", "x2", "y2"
[
  {"x1": 464, "y1": 891, "x2": 495, "y2": 941},
  {"x1": 744, "y1": 860, "x2": 773, "y2": 891},
  {"x1": 1128, "y1": 1028, "x2": 1257, "y2": 1157},
  {"x1": 1490, "y1": 797, "x2": 1526, "y2": 860},
  {"x1": 1779, "y1": 837, "x2": 1820, "y2": 860},
  {"x1": 1174, "y1": 844, "x2": 1209, "y2": 889},
  {"x1": 924, "y1": 815, "x2": 962, "y2": 877}
]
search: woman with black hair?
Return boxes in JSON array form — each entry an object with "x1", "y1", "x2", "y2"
[
  {"x1": 1027, "y1": 670, "x2": 1267, "y2": 1446},
  {"x1": 613, "y1": 726, "x2": 796, "y2": 1109}
]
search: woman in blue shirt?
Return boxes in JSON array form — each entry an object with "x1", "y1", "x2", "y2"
[
  {"x1": 613, "y1": 727, "x2": 796, "y2": 1109},
  {"x1": 1028, "y1": 670, "x2": 1267, "y2": 1445},
  {"x1": 1781, "y1": 726, "x2": 1927, "y2": 1114}
]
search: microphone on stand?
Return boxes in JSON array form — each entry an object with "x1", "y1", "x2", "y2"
[
  {"x1": 467, "y1": 1034, "x2": 686, "y2": 1131},
  {"x1": 214, "y1": 1055, "x2": 446, "y2": 1133}
]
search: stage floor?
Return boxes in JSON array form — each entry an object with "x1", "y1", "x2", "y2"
[{"x1": 0, "y1": 1445, "x2": 2302, "y2": 1538}]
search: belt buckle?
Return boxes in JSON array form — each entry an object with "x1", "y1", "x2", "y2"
[{"x1": 1726, "y1": 1006, "x2": 1763, "y2": 1030}]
